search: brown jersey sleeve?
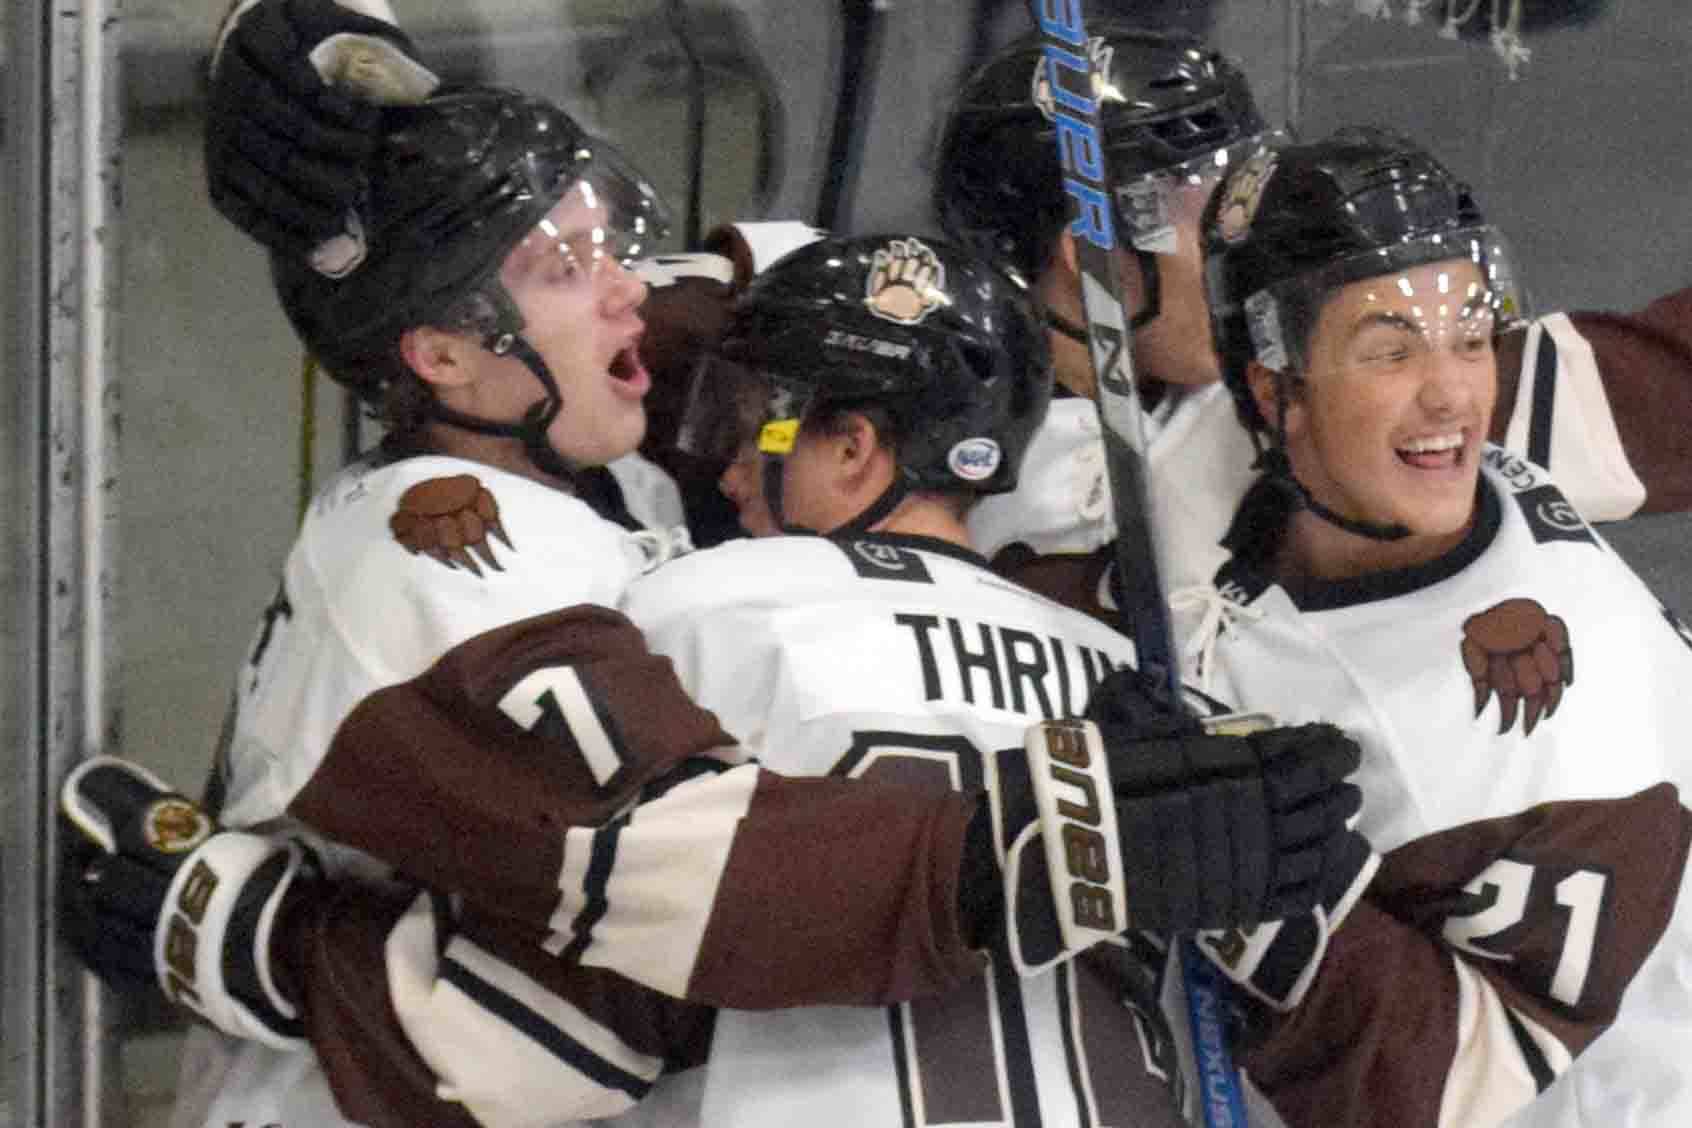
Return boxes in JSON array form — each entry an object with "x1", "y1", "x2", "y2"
[
  {"x1": 1244, "y1": 784, "x2": 1692, "y2": 1128},
  {"x1": 271, "y1": 880, "x2": 715, "y2": 1128},
  {"x1": 1493, "y1": 288, "x2": 1692, "y2": 514},
  {"x1": 285, "y1": 602, "x2": 985, "y2": 1008},
  {"x1": 991, "y1": 542, "x2": 1121, "y2": 629}
]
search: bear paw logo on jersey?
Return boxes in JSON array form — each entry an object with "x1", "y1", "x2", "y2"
[
  {"x1": 390, "y1": 474, "x2": 513, "y2": 577},
  {"x1": 1029, "y1": 35, "x2": 1118, "y2": 121},
  {"x1": 866, "y1": 237, "x2": 945, "y2": 325},
  {"x1": 1460, "y1": 597, "x2": 1573, "y2": 737}
]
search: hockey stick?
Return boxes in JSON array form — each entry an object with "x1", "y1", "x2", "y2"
[
  {"x1": 1023, "y1": 4, "x2": 1248, "y2": 1126},
  {"x1": 815, "y1": 0, "x2": 885, "y2": 229}
]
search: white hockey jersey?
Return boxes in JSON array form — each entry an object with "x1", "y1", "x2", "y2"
[
  {"x1": 1200, "y1": 453, "x2": 1692, "y2": 1127},
  {"x1": 968, "y1": 314, "x2": 1646, "y2": 634},
  {"x1": 177, "y1": 452, "x2": 681, "y2": 1128},
  {"x1": 623, "y1": 531, "x2": 1187, "y2": 1128}
]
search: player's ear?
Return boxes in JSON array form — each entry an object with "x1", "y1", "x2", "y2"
[
  {"x1": 835, "y1": 410, "x2": 897, "y2": 498},
  {"x1": 1246, "y1": 359, "x2": 1306, "y2": 438},
  {"x1": 400, "y1": 325, "x2": 472, "y2": 390},
  {"x1": 837, "y1": 411, "x2": 879, "y2": 468}
]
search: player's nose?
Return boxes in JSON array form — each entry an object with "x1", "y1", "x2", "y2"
[{"x1": 602, "y1": 258, "x2": 647, "y2": 316}]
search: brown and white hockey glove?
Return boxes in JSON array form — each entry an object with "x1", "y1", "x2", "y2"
[{"x1": 60, "y1": 755, "x2": 314, "y2": 1049}]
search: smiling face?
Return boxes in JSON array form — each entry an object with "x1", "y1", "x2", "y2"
[{"x1": 1260, "y1": 257, "x2": 1498, "y2": 573}]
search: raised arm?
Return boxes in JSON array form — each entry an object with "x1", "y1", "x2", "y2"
[{"x1": 1493, "y1": 288, "x2": 1692, "y2": 519}]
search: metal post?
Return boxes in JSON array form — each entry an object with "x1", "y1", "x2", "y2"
[
  {"x1": 1285, "y1": 0, "x2": 1308, "y2": 131},
  {"x1": 2, "y1": 0, "x2": 125, "y2": 1122}
]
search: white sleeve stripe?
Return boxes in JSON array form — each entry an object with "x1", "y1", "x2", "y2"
[
  {"x1": 564, "y1": 765, "x2": 760, "y2": 997},
  {"x1": 543, "y1": 756, "x2": 744, "y2": 959},
  {"x1": 387, "y1": 893, "x2": 657, "y2": 1125},
  {"x1": 441, "y1": 942, "x2": 658, "y2": 1099},
  {"x1": 499, "y1": 666, "x2": 623, "y2": 787},
  {"x1": 552, "y1": 810, "x2": 629, "y2": 964},
  {"x1": 1438, "y1": 955, "x2": 1574, "y2": 1128},
  {"x1": 1505, "y1": 314, "x2": 1646, "y2": 521},
  {"x1": 1502, "y1": 1006, "x2": 1556, "y2": 1093}
]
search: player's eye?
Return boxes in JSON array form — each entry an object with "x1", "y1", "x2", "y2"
[
  {"x1": 543, "y1": 236, "x2": 611, "y2": 288},
  {"x1": 1456, "y1": 332, "x2": 1493, "y2": 360},
  {"x1": 1353, "y1": 331, "x2": 1414, "y2": 367}
]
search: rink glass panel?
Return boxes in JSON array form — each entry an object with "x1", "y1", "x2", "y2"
[{"x1": 1, "y1": 1, "x2": 1682, "y2": 1124}]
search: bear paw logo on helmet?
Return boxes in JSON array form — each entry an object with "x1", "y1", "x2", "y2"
[
  {"x1": 1216, "y1": 150, "x2": 1278, "y2": 245},
  {"x1": 1029, "y1": 36, "x2": 1117, "y2": 122},
  {"x1": 866, "y1": 238, "x2": 946, "y2": 325}
]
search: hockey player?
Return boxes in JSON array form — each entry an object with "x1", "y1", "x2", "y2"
[
  {"x1": 388, "y1": 230, "x2": 1380, "y2": 1126},
  {"x1": 935, "y1": 27, "x2": 1692, "y2": 1125},
  {"x1": 59, "y1": 79, "x2": 1375, "y2": 1128},
  {"x1": 88, "y1": 4, "x2": 1682, "y2": 1125},
  {"x1": 70, "y1": 223, "x2": 1684, "y2": 1128},
  {"x1": 936, "y1": 22, "x2": 1692, "y2": 629},
  {"x1": 1194, "y1": 126, "x2": 1692, "y2": 1127}
]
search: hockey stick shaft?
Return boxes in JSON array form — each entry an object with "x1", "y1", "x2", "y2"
[{"x1": 1023, "y1": 5, "x2": 1247, "y2": 1126}]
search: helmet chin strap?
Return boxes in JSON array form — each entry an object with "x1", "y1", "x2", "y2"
[
  {"x1": 1046, "y1": 309, "x2": 1090, "y2": 346},
  {"x1": 1261, "y1": 370, "x2": 1409, "y2": 543},
  {"x1": 1259, "y1": 448, "x2": 1411, "y2": 542},
  {"x1": 1046, "y1": 249, "x2": 1163, "y2": 347},
  {"x1": 424, "y1": 332, "x2": 580, "y2": 482},
  {"x1": 761, "y1": 453, "x2": 910, "y2": 538}
]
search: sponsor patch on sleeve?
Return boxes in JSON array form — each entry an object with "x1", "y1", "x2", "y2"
[{"x1": 1515, "y1": 483, "x2": 1595, "y2": 548}]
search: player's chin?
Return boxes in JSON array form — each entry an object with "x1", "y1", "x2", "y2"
[
  {"x1": 740, "y1": 506, "x2": 781, "y2": 539},
  {"x1": 1394, "y1": 487, "x2": 1476, "y2": 539},
  {"x1": 558, "y1": 403, "x2": 647, "y2": 468}
]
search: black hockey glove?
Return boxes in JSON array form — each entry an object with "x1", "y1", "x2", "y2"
[
  {"x1": 205, "y1": 0, "x2": 434, "y2": 262},
  {"x1": 994, "y1": 666, "x2": 1369, "y2": 974},
  {"x1": 60, "y1": 756, "x2": 313, "y2": 1048}
]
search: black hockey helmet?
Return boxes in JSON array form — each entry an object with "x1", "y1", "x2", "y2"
[
  {"x1": 1200, "y1": 125, "x2": 1525, "y2": 435},
  {"x1": 691, "y1": 233, "x2": 1052, "y2": 533},
  {"x1": 935, "y1": 24, "x2": 1267, "y2": 289},
  {"x1": 271, "y1": 84, "x2": 668, "y2": 462},
  {"x1": 1199, "y1": 126, "x2": 1525, "y2": 545}
]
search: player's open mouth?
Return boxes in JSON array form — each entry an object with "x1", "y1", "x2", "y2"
[
  {"x1": 1396, "y1": 430, "x2": 1465, "y2": 470},
  {"x1": 610, "y1": 344, "x2": 651, "y2": 396}
]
